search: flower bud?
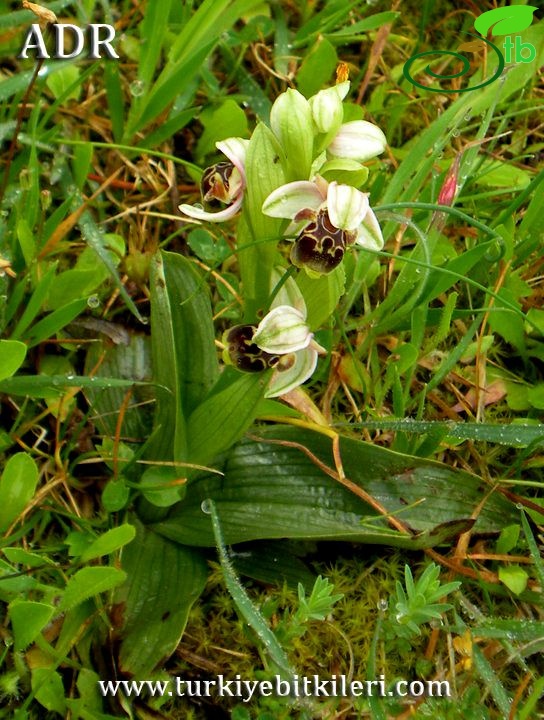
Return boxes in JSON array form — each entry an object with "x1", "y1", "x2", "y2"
[
  {"x1": 270, "y1": 89, "x2": 314, "y2": 178},
  {"x1": 310, "y1": 81, "x2": 350, "y2": 134}
]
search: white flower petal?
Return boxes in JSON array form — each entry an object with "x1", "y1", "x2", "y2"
[
  {"x1": 253, "y1": 305, "x2": 311, "y2": 354},
  {"x1": 265, "y1": 347, "x2": 318, "y2": 398},
  {"x1": 216, "y1": 137, "x2": 249, "y2": 178},
  {"x1": 327, "y1": 182, "x2": 369, "y2": 231},
  {"x1": 329, "y1": 120, "x2": 387, "y2": 161},
  {"x1": 178, "y1": 193, "x2": 243, "y2": 223},
  {"x1": 262, "y1": 181, "x2": 325, "y2": 219},
  {"x1": 355, "y1": 207, "x2": 384, "y2": 251}
]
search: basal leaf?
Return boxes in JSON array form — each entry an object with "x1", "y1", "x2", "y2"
[
  {"x1": 154, "y1": 426, "x2": 515, "y2": 548},
  {"x1": 148, "y1": 251, "x2": 219, "y2": 461},
  {"x1": 115, "y1": 522, "x2": 208, "y2": 676}
]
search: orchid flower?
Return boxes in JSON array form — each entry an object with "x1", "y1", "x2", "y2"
[
  {"x1": 178, "y1": 137, "x2": 248, "y2": 223},
  {"x1": 262, "y1": 176, "x2": 383, "y2": 276},
  {"x1": 223, "y1": 269, "x2": 324, "y2": 397}
]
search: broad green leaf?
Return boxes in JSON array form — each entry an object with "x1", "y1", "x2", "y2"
[
  {"x1": 0, "y1": 453, "x2": 39, "y2": 532},
  {"x1": 101, "y1": 478, "x2": 130, "y2": 513},
  {"x1": 297, "y1": 265, "x2": 345, "y2": 329},
  {"x1": 65, "y1": 668, "x2": 106, "y2": 717},
  {"x1": 230, "y1": 541, "x2": 316, "y2": 590},
  {"x1": 0, "y1": 558, "x2": 38, "y2": 601},
  {"x1": 148, "y1": 251, "x2": 219, "y2": 461},
  {"x1": 475, "y1": 160, "x2": 531, "y2": 189},
  {"x1": 155, "y1": 426, "x2": 516, "y2": 548},
  {"x1": 0, "y1": 340, "x2": 27, "y2": 381},
  {"x1": 45, "y1": 64, "x2": 81, "y2": 102},
  {"x1": 187, "y1": 371, "x2": 268, "y2": 467},
  {"x1": 84, "y1": 334, "x2": 153, "y2": 439},
  {"x1": 59, "y1": 567, "x2": 127, "y2": 611},
  {"x1": 195, "y1": 99, "x2": 248, "y2": 161},
  {"x1": 80, "y1": 525, "x2": 136, "y2": 563},
  {"x1": 46, "y1": 269, "x2": 97, "y2": 310},
  {"x1": 297, "y1": 36, "x2": 337, "y2": 98},
  {"x1": 31, "y1": 668, "x2": 66, "y2": 715},
  {"x1": 115, "y1": 522, "x2": 208, "y2": 675},
  {"x1": 3, "y1": 547, "x2": 56, "y2": 568},
  {"x1": 140, "y1": 466, "x2": 187, "y2": 507},
  {"x1": 495, "y1": 524, "x2": 520, "y2": 555},
  {"x1": 9, "y1": 600, "x2": 55, "y2": 651},
  {"x1": 474, "y1": 6, "x2": 537, "y2": 37},
  {"x1": 498, "y1": 565, "x2": 528, "y2": 596}
]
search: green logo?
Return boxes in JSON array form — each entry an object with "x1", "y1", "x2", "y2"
[{"x1": 403, "y1": 5, "x2": 538, "y2": 93}]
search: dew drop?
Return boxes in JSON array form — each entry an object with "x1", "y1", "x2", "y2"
[
  {"x1": 515, "y1": 502, "x2": 523, "y2": 510},
  {"x1": 452, "y1": 129, "x2": 460, "y2": 137},
  {"x1": 130, "y1": 79, "x2": 145, "y2": 97},
  {"x1": 201, "y1": 499, "x2": 212, "y2": 514},
  {"x1": 87, "y1": 294, "x2": 100, "y2": 308},
  {"x1": 377, "y1": 598, "x2": 388, "y2": 612}
]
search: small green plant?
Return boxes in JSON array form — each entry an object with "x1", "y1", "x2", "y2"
[{"x1": 385, "y1": 563, "x2": 460, "y2": 647}]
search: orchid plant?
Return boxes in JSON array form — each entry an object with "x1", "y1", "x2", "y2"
[{"x1": 179, "y1": 77, "x2": 387, "y2": 399}]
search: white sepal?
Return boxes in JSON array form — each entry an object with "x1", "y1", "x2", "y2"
[{"x1": 253, "y1": 305, "x2": 312, "y2": 354}]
